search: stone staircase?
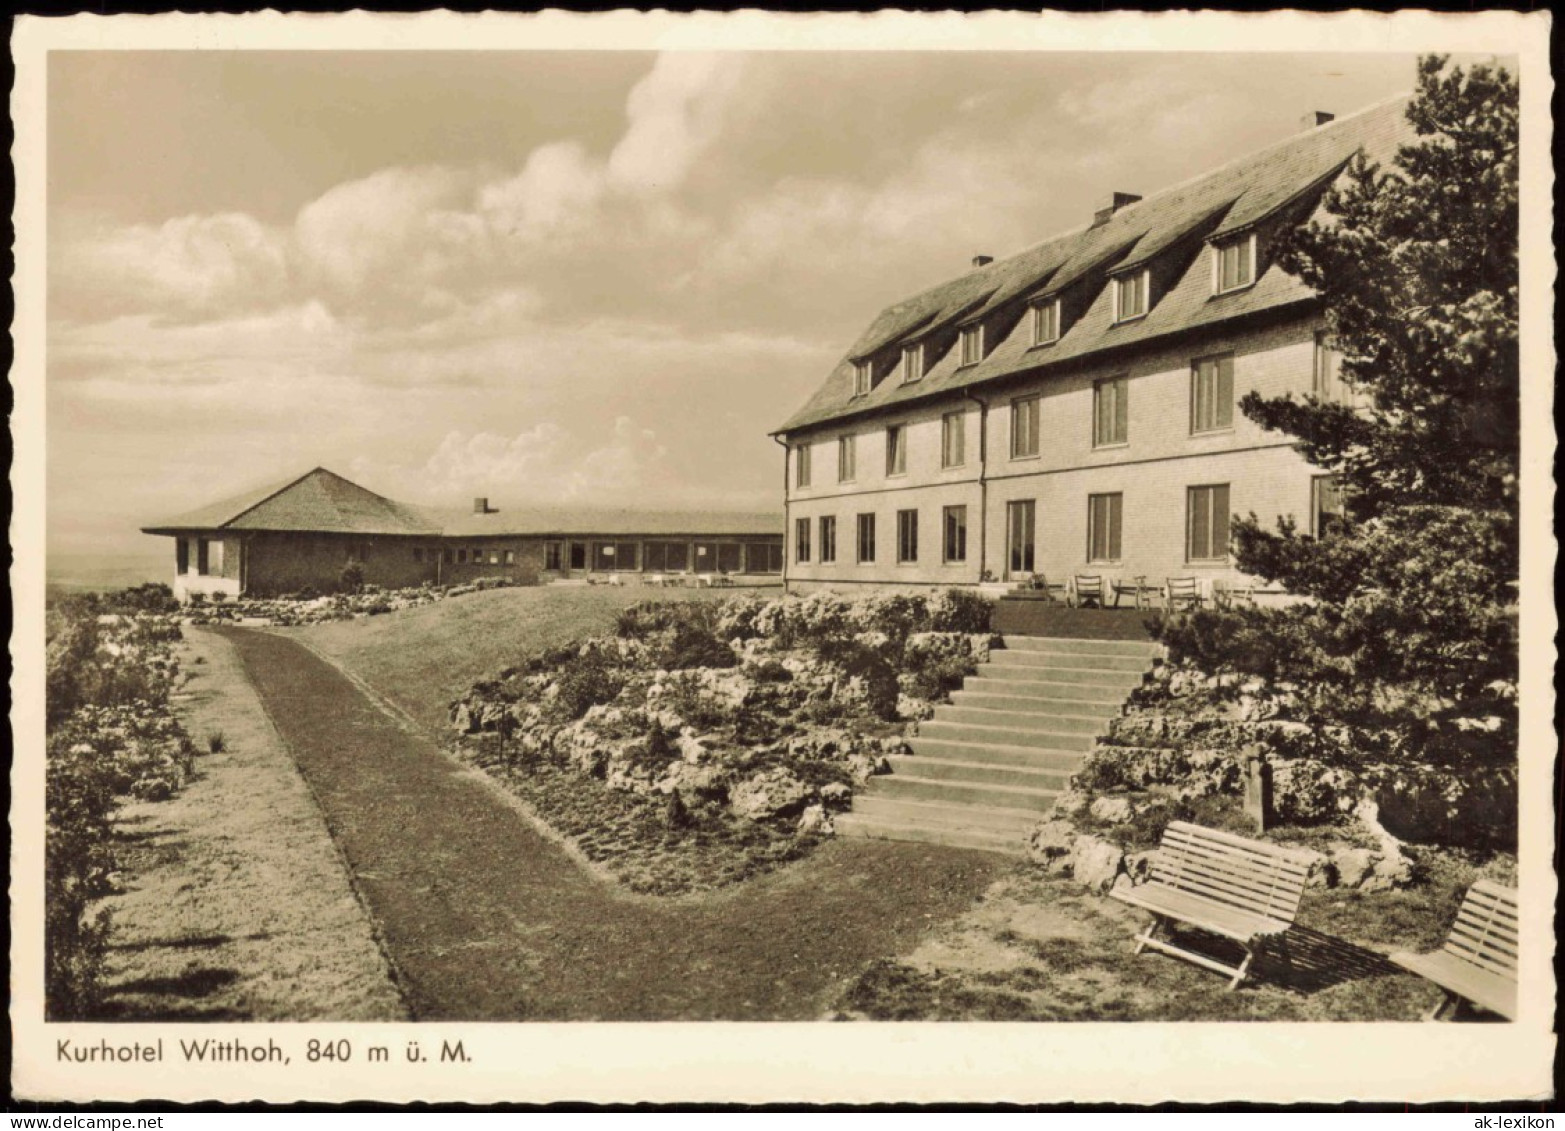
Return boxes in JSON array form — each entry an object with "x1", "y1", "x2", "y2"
[{"x1": 836, "y1": 635, "x2": 1162, "y2": 855}]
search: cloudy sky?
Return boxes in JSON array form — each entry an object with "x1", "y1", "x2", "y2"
[{"x1": 46, "y1": 49, "x2": 1420, "y2": 561}]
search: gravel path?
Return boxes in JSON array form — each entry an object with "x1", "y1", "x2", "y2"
[{"x1": 221, "y1": 626, "x2": 1006, "y2": 1021}]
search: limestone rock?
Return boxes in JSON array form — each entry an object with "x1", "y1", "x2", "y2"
[
  {"x1": 896, "y1": 694, "x2": 935, "y2": 722},
  {"x1": 1051, "y1": 789, "x2": 1091, "y2": 818},
  {"x1": 796, "y1": 804, "x2": 834, "y2": 837},
  {"x1": 730, "y1": 768, "x2": 812, "y2": 820},
  {"x1": 819, "y1": 782, "x2": 852, "y2": 810},
  {"x1": 1070, "y1": 835, "x2": 1125, "y2": 893},
  {"x1": 1088, "y1": 795, "x2": 1136, "y2": 824},
  {"x1": 1333, "y1": 847, "x2": 1375, "y2": 889},
  {"x1": 1027, "y1": 819, "x2": 1076, "y2": 871}
]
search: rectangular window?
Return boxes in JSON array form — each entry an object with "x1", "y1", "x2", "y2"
[
  {"x1": 1032, "y1": 297, "x2": 1060, "y2": 345},
  {"x1": 795, "y1": 517, "x2": 812, "y2": 563},
  {"x1": 1087, "y1": 493, "x2": 1123, "y2": 563},
  {"x1": 1006, "y1": 499, "x2": 1036, "y2": 576},
  {"x1": 717, "y1": 543, "x2": 743, "y2": 574},
  {"x1": 1216, "y1": 235, "x2": 1256, "y2": 293},
  {"x1": 503, "y1": 550, "x2": 514, "y2": 565},
  {"x1": 1311, "y1": 475, "x2": 1347, "y2": 538},
  {"x1": 795, "y1": 444, "x2": 812, "y2": 488},
  {"x1": 1191, "y1": 354, "x2": 1235, "y2": 434},
  {"x1": 942, "y1": 505, "x2": 968, "y2": 563},
  {"x1": 176, "y1": 538, "x2": 190, "y2": 574},
  {"x1": 444, "y1": 548, "x2": 454, "y2": 565},
  {"x1": 197, "y1": 538, "x2": 211, "y2": 576},
  {"x1": 941, "y1": 410, "x2": 966, "y2": 468},
  {"x1": 1115, "y1": 269, "x2": 1149, "y2": 322},
  {"x1": 886, "y1": 425, "x2": 907, "y2": 476},
  {"x1": 838, "y1": 434, "x2": 856, "y2": 482},
  {"x1": 644, "y1": 542, "x2": 690, "y2": 572},
  {"x1": 901, "y1": 342, "x2": 924, "y2": 384},
  {"x1": 569, "y1": 543, "x2": 586, "y2": 570},
  {"x1": 1187, "y1": 484, "x2": 1232, "y2": 562},
  {"x1": 593, "y1": 542, "x2": 640, "y2": 572},
  {"x1": 693, "y1": 542, "x2": 716, "y2": 569},
  {"x1": 819, "y1": 516, "x2": 837, "y2": 564},
  {"x1": 457, "y1": 549, "x2": 468, "y2": 564},
  {"x1": 856, "y1": 513, "x2": 876, "y2": 564},
  {"x1": 1011, "y1": 395, "x2": 1040, "y2": 459},
  {"x1": 960, "y1": 324, "x2": 984, "y2": 366},
  {"x1": 745, "y1": 543, "x2": 783, "y2": 574},
  {"x1": 896, "y1": 509, "x2": 918, "y2": 564},
  {"x1": 545, "y1": 542, "x2": 563, "y2": 570},
  {"x1": 853, "y1": 360, "x2": 873, "y2": 397},
  {"x1": 1093, "y1": 376, "x2": 1129, "y2": 447},
  {"x1": 489, "y1": 551, "x2": 500, "y2": 565},
  {"x1": 1313, "y1": 331, "x2": 1344, "y2": 402}
]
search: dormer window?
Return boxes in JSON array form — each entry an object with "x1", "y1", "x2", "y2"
[
  {"x1": 853, "y1": 360, "x2": 872, "y2": 397},
  {"x1": 959, "y1": 324, "x2": 985, "y2": 367},
  {"x1": 901, "y1": 342, "x2": 924, "y2": 384},
  {"x1": 1215, "y1": 234, "x2": 1257, "y2": 294},
  {"x1": 1113, "y1": 269, "x2": 1150, "y2": 323},
  {"x1": 1031, "y1": 297, "x2": 1061, "y2": 346}
]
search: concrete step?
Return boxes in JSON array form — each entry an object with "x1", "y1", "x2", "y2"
[
  {"x1": 954, "y1": 680, "x2": 1127, "y2": 706},
  {"x1": 886, "y1": 755, "x2": 1072, "y2": 791},
  {"x1": 846, "y1": 793, "x2": 1044, "y2": 833},
  {"x1": 988, "y1": 650, "x2": 1153, "y2": 674},
  {"x1": 968, "y1": 667, "x2": 1142, "y2": 690},
  {"x1": 953, "y1": 688, "x2": 1127, "y2": 716},
  {"x1": 907, "y1": 737, "x2": 1087, "y2": 771},
  {"x1": 1000, "y1": 636, "x2": 1161, "y2": 658},
  {"x1": 866, "y1": 773, "x2": 1060, "y2": 812},
  {"x1": 835, "y1": 813, "x2": 1028, "y2": 856},
  {"x1": 918, "y1": 720, "x2": 1095, "y2": 751},
  {"x1": 934, "y1": 704, "x2": 1115, "y2": 732}
]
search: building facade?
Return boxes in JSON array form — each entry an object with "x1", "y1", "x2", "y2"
[
  {"x1": 143, "y1": 468, "x2": 782, "y2": 600},
  {"x1": 774, "y1": 100, "x2": 1401, "y2": 594}
]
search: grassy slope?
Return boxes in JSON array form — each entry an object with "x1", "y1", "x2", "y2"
[
  {"x1": 101, "y1": 628, "x2": 407, "y2": 1021},
  {"x1": 294, "y1": 585, "x2": 728, "y2": 734}
]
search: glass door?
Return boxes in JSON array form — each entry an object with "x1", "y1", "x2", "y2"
[{"x1": 1006, "y1": 499, "x2": 1036, "y2": 579}]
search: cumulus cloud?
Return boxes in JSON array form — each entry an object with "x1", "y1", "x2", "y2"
[
  {"x1": 607, "y1": 52, "x2": 747, "y2": 192},
  {"x1": 50, "y1": 211, "x2": 291, "y2": 322}
]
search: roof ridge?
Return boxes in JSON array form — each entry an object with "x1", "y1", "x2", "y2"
[{"x1": 214, "y1": 467, "x2": 324, "y2": 530}]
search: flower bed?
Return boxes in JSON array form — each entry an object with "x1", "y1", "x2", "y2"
[
  {"x1": 183, "y1": 576, "x2": 521, "y2": 627},
  {"x1": 449, "y1": 589, "x2": 995, "y2": 893},
  {"x1": 45, "y1": 595, "x2": 202, "y2": 1018}
]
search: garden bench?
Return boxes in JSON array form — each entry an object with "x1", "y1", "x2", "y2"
[
  {"x1": 1391, "y1": 879, "x2": 1518, "y2": 1020},
  {"x1": 1110, "y1": 821, "x2": 1313, "y2": 989},
  {"x1": 1070, "y1": 574, "x2": 1105, "y2": 608}
]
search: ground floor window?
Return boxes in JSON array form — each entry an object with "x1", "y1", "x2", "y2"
[
  {"x1": 177, "y1": 538, "x2": 190, "y2": 574},
  {"x1": 717, "y1": 543, "x2": 743, "y2": 574},
  {"x1": 1088, "y1": 493, "x2": 1123, "y2": 563},
  {"x1": 457, "y1": 549, "x2": 468, "y2": 564},
  {"x1": 819, "y1": 516, "x2": 837, "y2": 564},
  {"x1": 795, "y1": 518, "x2": 811, "y2": 563},
  {"x1": 693, "y1": 542, "x2": 717, "y2": 570},
  {"x1": 444, "y1": 548, "x2": 454, "y2": 564},
  {"x1": 504, "y1": 549, "x2": 515, "y2": 565},
  {"x1": 1007, "y1": 499, "x2": 1035, "y2": 576},
  {"x1": 1187, "y1": 483, "x2": 1231, "y2": 562},
  {"x1": 593, "y1": 541, "x2": 640, "y2": 571},
  {"x1": 745, "y1": 543, "x2": 783, "y2": 573},
  {"x1": 896, "y1": 509, "x2": 918, "y2": 564},
  {"x1": 644, "y1": 541, "x2": 691, "y2": 572},
  {"x1": 943, "y1": 505, "x2": 968, "y2": 563},
  {"x1": 545, "y1": 542, "x2": 563, "y2": 570},
  {"x1": 570, "y1": 543, "x2": 587, "y2": 570},
  {"x1": 857, "y1": 513, "x2": 876, "y2": 564}
]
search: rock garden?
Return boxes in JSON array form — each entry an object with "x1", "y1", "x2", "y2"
[
  {"x1": 448, "y1": 589, "x2": 994, "y2": 894},
  {"x1": 181, "y1": 576, "x2": 521, "y2": 627}
]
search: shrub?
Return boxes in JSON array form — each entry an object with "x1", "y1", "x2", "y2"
[
  {"x1": 551, "y1": 648, "x2": 626, "y2": 721},
  {"x1": 924, "y1": 588, "x2": 994, "y2": 634},
  {"x1": 902, "y1": 653, "x2": 976, "y2": 702},
  {"x1": 662, "y1": 671, "x2": 733, "y2": 731},
  {"x1": 206, "y1": 730, "x2": 227, "y2": 755},
  {"x1": 614, "y1": 601, "x2": 680, "y2": 640},
  {"x1": 338, "y1": 561, "x2": 365, "y2": 594},
  {"x1": 660, "y1": 624, "x2": 739, "y2": 671},
  {"x1": 823, "y1": 639, "x2": 900, "y2": 721},
  {"x1": 747, "y1": 659, "x2": 793, "y2": 684}
]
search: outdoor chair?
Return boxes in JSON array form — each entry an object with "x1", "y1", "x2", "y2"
[
  {"x1": 1390, "y1": 879, "x2": 1517, "y2": 1020},
  {"x1": 1022, "y1": 573, "x2": 1062, "y2": 602},
  {"x1": 1212, "y1": 578, "x2": 1257, "y2": 609},
  {"x1": 1165, "y1": 576, "x2": 1202, "y2": 611},
  {"x1": 1111, "y1": 574, "x2": 1153, "y2": 609},
  {"x1": 1070, "y1": 574, "x2": 1105, "y2": 608}
]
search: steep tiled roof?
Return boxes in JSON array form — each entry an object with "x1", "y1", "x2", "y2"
[
  {"x1": 776, "y1": 94, "x2": 1412, "y2": 435},
  {"x1": 143, "y1": 468, "x2": 781, "y2": 539}
]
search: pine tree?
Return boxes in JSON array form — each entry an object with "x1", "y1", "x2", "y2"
[{"x1": 1168, "y1": 56, "x2": 1520, "y2": 726}]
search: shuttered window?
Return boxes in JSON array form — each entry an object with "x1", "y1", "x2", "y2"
[
  {"x1": 1087, "y1": 493, "x2": 1123, "y2": 563},
  {"x1": 1187, "y1": 484, "x2": 1232, "y2": 562},
  {"x1": 1191, "y1": 354, "x2": 1235, "y2": 434}
]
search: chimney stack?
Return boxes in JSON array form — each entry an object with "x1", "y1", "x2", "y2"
[
  {"x1": 1091, "y1": 191, "x2": 1143, "y2": 228},
  {"x1": 972, "y1": 255, "x2": 994, "y2": 268},
  {"x1": 473, "y1": 497, "x2": 491, "y2": 515},
  {"x1": 1302, "y1": 110, "x2": 1335, "y2": 130}
]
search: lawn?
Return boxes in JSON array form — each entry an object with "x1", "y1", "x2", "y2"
[
  {"x1": 98, "y1": 628, "x2": 406, "y2": 1021},
  {"x1": 294, "y1": 584, "x2": 737, "y2": 734}
]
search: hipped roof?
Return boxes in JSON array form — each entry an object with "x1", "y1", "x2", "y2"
[
  {"x1": 142, "y1": 468, "x2": 782, "y2": 539},
  {"x1": 777, "y1": 94, "x2": 1411, "y2": 436}
]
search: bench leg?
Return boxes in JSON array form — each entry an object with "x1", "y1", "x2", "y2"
[
  {"x1": 1133, "y1": 915, "x2": 1167, "y2": 955},
  {"x1": 1227, "y1": 947, "x2": 1255, "y2": 991},
  {"x1": 1424, "y1": 990, "x2": 1461, "y2": 1022}
]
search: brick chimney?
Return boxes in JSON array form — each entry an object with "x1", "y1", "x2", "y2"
[
  {"x1": 972, "y1": 254, "x2": 995, "y2": 268},
  {"x1": 1301, "y1": 110, "x2": 1335, "y2": 130},
  {"x1": 473, "y1": 497, "x2": 491, "y2": 515},
  {"x1": 1091, "y1": 191, "x2": 1142, "y2": 227}
]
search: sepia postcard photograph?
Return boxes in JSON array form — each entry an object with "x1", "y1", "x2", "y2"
[{"x1": 9, "y1": 9, "x2": 1556, "y2": 1106}]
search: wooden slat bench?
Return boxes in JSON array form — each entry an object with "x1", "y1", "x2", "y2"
[
  {"x1": 1391, "y1": 879, "x2": 1518, "y2": 1020},
  {"x1": 1110, "y1": 821, "x2": 1314, "y2": 989}
]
